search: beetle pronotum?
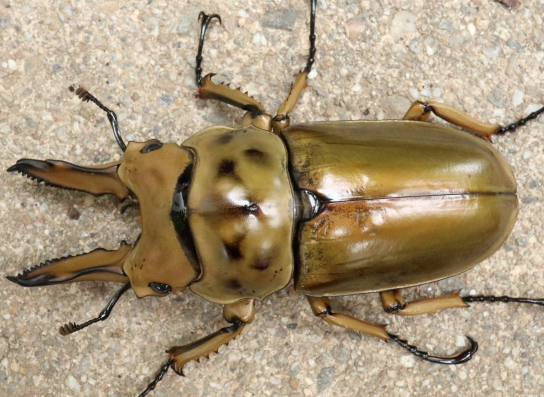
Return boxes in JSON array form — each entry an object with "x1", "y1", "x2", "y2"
[{"x1": 2, "y1": 0, "x2": 540, "y2": 396}]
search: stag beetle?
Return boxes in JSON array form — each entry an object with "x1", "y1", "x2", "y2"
[{"x1": 6, "y1": 1, "x2": 544, "y2": 396}]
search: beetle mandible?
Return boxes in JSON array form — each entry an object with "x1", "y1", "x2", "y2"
[{"x1": 4, "y1": 1, "x2": 544, "y2": 396}]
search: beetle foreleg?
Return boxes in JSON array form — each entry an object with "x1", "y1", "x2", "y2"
[
  {"x1": 307, "y1": 296, "x2": 478, "y2": 365},
  {"x1": 7, "y1": 158, "x2": 129, "y2": 199},
  {"x1": 6, "y1": 242, "x2": 131, "y2": 287},
  {"x1": 167, "y1": 299, "x2": 255, "y2": 375},
  {"x1": 194, "y1": 13, "x2": 272, "y2": 130},
  {"x1": 380, "y1": 290, "x2": 468, "y2": 316},
  {"x1": 137, "y1": 300, "x2": 254, "y2": 396},
  {"x1": 272, "y1": 0, "x2": 318, "y2": 134}
]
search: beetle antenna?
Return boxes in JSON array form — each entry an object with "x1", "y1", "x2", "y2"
[
  {"x1": 59, "y1": 282, "x2": 131, "y2": 336},
  {"x1": 137, "y1": 358, "x2": 174, "y2": 397},
  {"x1": 69, "y1": 85, "x2": 127, "y2": 152}
]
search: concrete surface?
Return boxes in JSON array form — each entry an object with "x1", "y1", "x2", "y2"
[{"x1": 1, "y1": 0, "x2": 543, "y2": 396}]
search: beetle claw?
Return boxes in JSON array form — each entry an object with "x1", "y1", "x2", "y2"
[{"x1": 387, "y1": 333, "x2": 478, "y2": 365}]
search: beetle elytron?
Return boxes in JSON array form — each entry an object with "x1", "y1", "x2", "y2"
[{"x1": 6, "y1": 1, "x2": 544, "y2": 396}]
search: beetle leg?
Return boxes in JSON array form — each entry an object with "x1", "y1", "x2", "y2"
[
  {"x1": 380, "y1": 289, "x2": 468, "y2": 316},
  {"x1": 403, "y1": 101, "x2": 499, "y2": 138},
  {"x1": 307, "y1": 296, "x2": 478, "y2": 364},
  {"x1": 463, "y1": 294, "x2": 544, "y2": 306},
  {"x1": 138, "y1": 299, "x2": 256, "y2": 397},
  {"x1": 195, "y1": 13, "x2": 272, "y2": 130},
  {"x1": 272, "y1": 0, "x2": 317, "y2": 134},
  {"x1": 7, "y1": 159, "x2": 129, "y2": 199},
  {"x1": 403, "y1": 100, "x2": 544, "y2": 139},
  {"x1": 6, "y1": 242, "x2": 130, "y2": 287}
]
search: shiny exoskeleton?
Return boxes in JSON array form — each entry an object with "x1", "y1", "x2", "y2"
[{"x1": 6, "y1": 1, "x2": 544, "y2": 396}]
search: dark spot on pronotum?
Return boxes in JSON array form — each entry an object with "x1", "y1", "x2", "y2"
[
  {"x1": 226, "y1": 279, "x2": 242, "y2": 289},
  {"x1": 217, "y1": 159, "x2": 236, "y2": 178},
  {"x1": 244, "y1": 148, "x2": 267, "y2": 161},
  {"x1": 223, "y1": 237, "x2": 244, "y2": 260},
  {"x1": 251, "y1": 257, "x2": 271, "y2": 271},
  {"x1": 216, "y1": 133, "x2": 233, "y2": 144}
]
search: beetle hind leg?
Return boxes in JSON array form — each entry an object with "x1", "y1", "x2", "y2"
[
  {"x1": 272, "y1": 0, "x2": 317, "y2": 134},
  {"x1": 380, "y1": 289, "x2": 468, "y2": 316},
  {"x1": 380, "y1": 289, "x2": 544, "y2": 316},
  {"x1": 403, "y1": 100, "x2": 544, "y2": 139},
  {"x1": 307, "y1": 296, "x2": 478, "y2": 364}
]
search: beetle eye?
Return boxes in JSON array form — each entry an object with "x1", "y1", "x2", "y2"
[
  {"x1": 140, "y1": 140, "x2": 163, "y2": 153},
  {"x1": 148, "y1": 282, "x2": 172, "y2": 295}
]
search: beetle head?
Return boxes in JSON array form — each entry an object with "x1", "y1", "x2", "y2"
[{"x1": 118, "y1": 140, "x2": 201, "y2": 298}]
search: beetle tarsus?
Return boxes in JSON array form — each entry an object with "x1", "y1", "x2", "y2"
[
  {"x1": 387, "y1": 333, "x2": 478, "y2": 364},
  {"x1": 463, "y1": 295, "x2": 544, "y2": 306},
  {"x1": 59, "y1": 282, "x2": 131, "y2": 336},
  {"x1": 303, "y1": 0, "x2": 317, "y2": 73},
  {"x1": 496, "y1": 104, "x2": 544, "y2": 135},
  {"x1": 196, "y1": 12, "x2": 222, "y2": 87},
  {"x1": 137, "y1": 358, "x2": 174, "y2": 397}
]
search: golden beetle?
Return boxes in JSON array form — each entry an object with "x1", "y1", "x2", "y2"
[{"x1": 6, "y1": 1, "x2": 544, "y2": 396}]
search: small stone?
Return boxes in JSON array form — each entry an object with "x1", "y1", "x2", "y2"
[
  {"x1": 381, "y1": 95, "x2": 410, "y2": 117},
  {"x1": 522, "y1": 150, "x2": 534, "y2": 159},
  {"x1": 516, "y1": 237, "x2": 528, "y2": 247},
  {"x1": 400, "y1": 355, "x2": 415, "y2": 368},
  {"x1": 424, "y1": 37, "x2": 438, "y2": 56},
  {"x1": 67, "y1": 206, "x2": 80, "y2": 220},
  {"x1": 504, "y1": 357, "x2": 516, "y2": 369},
  {"x1": 171, "y1": 15, "x2": 193, "y2": 35},
  {"x1": 438, "y1": 19, "x2": 454, "y2": 32},
  {"x1": 0, "y1": 337, "x2": 8, "y2": 360},
  {"x1": 52, "y1": 64, "x2": 64, "y2": 73},
  {"x1": 495, "y1": 0, "x2": 520, "y2": 10},
  {"x1": 487, "y1": 90, "x2": 508, "y2": 108},
  {"x1": 261, "y1": 8, "x2": 298, "y2": 31},
  {"x1": 204, "y1": 112, "x2": 230, "y2": 125},
  {"x1": 467, "y1": 23, "x2": 476, "y2": 36},
  {"x1": 287, "y1": 323, "x2": 298, "y2": 329},
  {"x1": 8, "y1": 59, "x2": 17, "y2": 70},
  {"x1": 390, "y1": 11, "x2": 418, "y2": 39},
  {"x1": 332, "y1": 344, "x2": 350, "y2": 363},
  {"x1": 345, "y1": 19, "x2": 365, "y2": 41},
  {"x1": 316, "y1": 366, "x2": 336, "y2": 393},
  {"x1": 483, "y1": 44, "x2": 501, "y2": 59},
  {"x1": 66, "y1": 375, "x2": 81, "y2": 393},
  {"x1": 408, "y1": 40, "x2": 421, "y2": 53},
  {"x1": 507, "y1": 40, "x2": 525, "y2": 53},
  {"x1": 512, "y1": 90, "x2": 524, "y2": 107},
  {"x1": 157, "y1": 94, "x2": 174, "y2": 106},
  {"x1": 56, "y1": 126, "x2": 68, "y2": 142}
]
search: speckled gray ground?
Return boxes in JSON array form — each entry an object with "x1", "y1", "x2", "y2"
[{"x1": 1, "y1": 0, "x2": 544, "y2": 396}]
